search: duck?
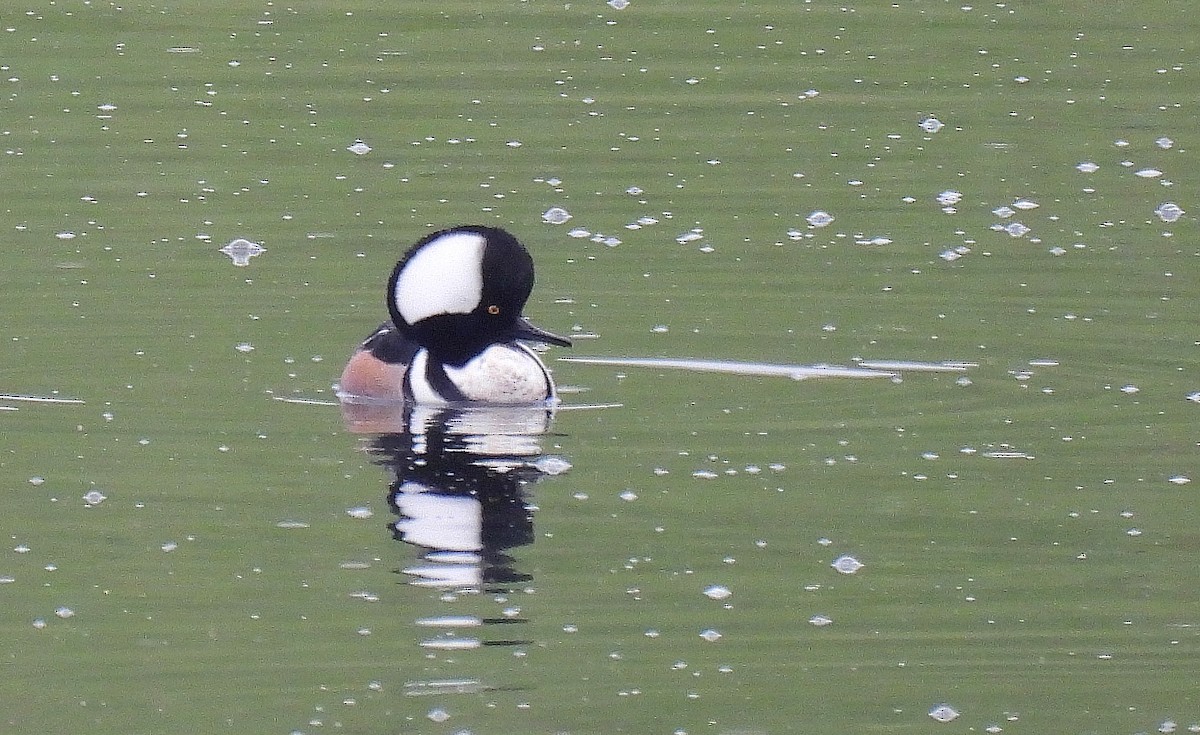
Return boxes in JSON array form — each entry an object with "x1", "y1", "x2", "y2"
[{"x1": 337, "y1": 225, "x2": 571, "y2": 404}]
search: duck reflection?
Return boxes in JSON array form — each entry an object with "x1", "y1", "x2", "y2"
[{"x1": 342, "y1": 401, "x2": 569, "y2": 651}]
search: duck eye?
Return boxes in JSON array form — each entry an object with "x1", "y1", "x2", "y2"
[{"x1": 487, "y1": 304, "x2": 501, "y2": 315}]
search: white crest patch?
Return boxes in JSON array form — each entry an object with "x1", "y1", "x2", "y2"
[{"x1": 394, "y1": 231, "x2": 486, "y2": 324}]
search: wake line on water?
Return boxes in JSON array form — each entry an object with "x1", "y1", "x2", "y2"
[
  {"x1": 560, "y1": 356, "x2": 975, "y2": 380},
  {"x1": 0, "y1": 394, "x2": 86, "y2": 405}
]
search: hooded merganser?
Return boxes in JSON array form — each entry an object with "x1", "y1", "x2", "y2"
[{"x1": 337, "y1": 225, "x2": 571, "y2": 404}]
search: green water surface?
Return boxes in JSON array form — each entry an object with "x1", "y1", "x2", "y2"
[{"x1": 2, "y1": 1, "x2": 1198, "y2": 733}]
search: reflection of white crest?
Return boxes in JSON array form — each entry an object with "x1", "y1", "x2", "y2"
[
  {"x1": 394, "y1": 481, "x2": 486, "y2": 589},
  {"x1": 403, "y1": 560, "x2": 482, "y2": 589},
  {"x1": 392, "y1": 481, "x2": 482, "y2": 552}
]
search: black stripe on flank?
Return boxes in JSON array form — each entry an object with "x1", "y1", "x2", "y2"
[{"x1": 425, "y1": 358, "x2": 469, "y2": 402}]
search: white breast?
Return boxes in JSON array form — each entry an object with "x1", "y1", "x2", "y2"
[{"x1": 445, "y1": 344, "x2": 555, "y2": 403}]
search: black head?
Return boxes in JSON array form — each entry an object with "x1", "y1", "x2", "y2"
[{"x1": 386, "y1": 226, "x2": 569, "y2": 366}]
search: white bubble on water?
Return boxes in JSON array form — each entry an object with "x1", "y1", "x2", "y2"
[
  {"x1": 703, "y1": 585, "x2": 731, "y2": 600},
  {"x1": 1155, "y1": 202, "x2": 1184, "y2": 223},
  {"x1": 219, "y1": 238, "x2": 265, "y2": 266},
  {"x1": 806, "y1": 210, "x2": 834, "y2": 227},
  {"x1": 1135, "y1": 168, "x2": 1163, "y2": 178},
  {"x1": 929, "y1": 704, "x2": 960, "y2": 723},
  {"x1": 533, "y1": 455, "x2": 572, "y2": 475},
  {"x1": 542, "y1": 206, "x2": 572, "y2": 224},
  {"x1": 831, "y1": 555, "x2": 864, "y2": 574},
  {"x1": 936, "y1": 190, "x2": 962, "y2": 206}
]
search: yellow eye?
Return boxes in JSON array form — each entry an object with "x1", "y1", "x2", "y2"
[{"x1": 487, "y1": 304, "x2": 501, "y2": 315}]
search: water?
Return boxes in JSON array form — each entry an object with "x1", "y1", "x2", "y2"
[{"x1": 2, "y1": 1, "x2": 1199, "y2": 733}]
